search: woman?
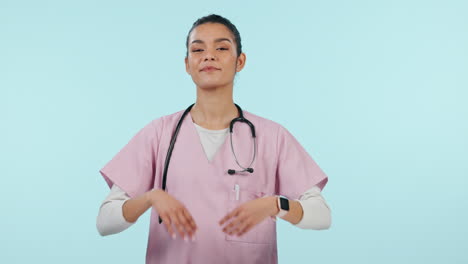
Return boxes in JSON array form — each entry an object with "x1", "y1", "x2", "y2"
[{"x1": 97, "y1": 14, "x2": 331, "y2": 264}]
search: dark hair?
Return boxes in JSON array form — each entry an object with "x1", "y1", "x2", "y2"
[{"x1": 185, "y1": 14, "x2": 242, "y2": 58}]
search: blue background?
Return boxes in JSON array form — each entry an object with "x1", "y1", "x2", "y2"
[{"x1": 2, "y1": 0, "x2": 467, "y2": 263}]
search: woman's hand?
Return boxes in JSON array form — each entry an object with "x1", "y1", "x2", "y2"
[
  {"x1": 146, "y1": 189, "x2": 198, "y2": 241},
  {"x1": 218, "y1": 196, "x2": 278, "y2": 237}
]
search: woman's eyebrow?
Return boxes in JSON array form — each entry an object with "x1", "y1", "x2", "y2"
[{"x1": 191, "y1": 38, "x2": 232, "y2": 44}]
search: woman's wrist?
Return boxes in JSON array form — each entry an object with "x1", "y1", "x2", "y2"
[
  {"x1": 145, "y1": 189, "x2": 162, "y2": 207},
  {"x1": 269, "y1": 196, "x2": 280, "y2": 217}
]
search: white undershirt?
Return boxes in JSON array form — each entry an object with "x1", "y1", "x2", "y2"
[{"x1": 97, "y1": 123, "x2": 331, "y2": 236}]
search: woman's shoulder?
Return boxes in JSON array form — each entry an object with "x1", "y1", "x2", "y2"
[
  {"x1": 243, "y1": 109, "x2": 284, "y2": 131},
  {"x1": 146, "y1": 109, "x2": 185, "y2": 128}
]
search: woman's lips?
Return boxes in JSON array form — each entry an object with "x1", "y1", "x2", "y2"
[{"x1": 201, "y1": 66, "x2": 220, "y2": 72}]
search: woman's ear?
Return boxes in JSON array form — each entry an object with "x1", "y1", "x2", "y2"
[
  {"x1": 236, "y1": 53, "x2": 246, "y2": 72},
  {"x1": 185, "y1": 57, "x2": 190, "y2": 75}
]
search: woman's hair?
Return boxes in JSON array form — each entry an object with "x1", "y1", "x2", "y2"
[{"x1": 185, "y1": 14, "x2": 242, "y2": 58}]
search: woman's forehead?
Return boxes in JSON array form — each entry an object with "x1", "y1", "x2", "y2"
[{"x1": 189, "y1": 23, "x2": 234, "y2": 44}]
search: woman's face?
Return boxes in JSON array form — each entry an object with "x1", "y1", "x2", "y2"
[{"x1": 185, "y1": 23, "x2": 246, "y2": 90}]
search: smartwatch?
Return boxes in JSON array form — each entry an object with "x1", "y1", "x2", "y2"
[{"x1": 275, "y1": 195, "x2": 290, "y2": 218}]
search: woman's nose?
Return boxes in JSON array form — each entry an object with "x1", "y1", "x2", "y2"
[
  {"x1": 204, "y1": 55, "x2": 215, "y2": 61},
  {"x1": 204, "y1": 49, "x2": 216, "y2": 61}
]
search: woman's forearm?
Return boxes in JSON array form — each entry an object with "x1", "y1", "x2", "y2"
[
  {"x1": 122, "y1": 190, "x2": 158, "y2": 223},
  {"x1": 281, "y1": 199, "x2": 304, "y2": 225}
]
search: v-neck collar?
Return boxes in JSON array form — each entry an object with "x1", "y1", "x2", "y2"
[{"x1": 186, "y1": 111, "x2": 231, "y2": 165}]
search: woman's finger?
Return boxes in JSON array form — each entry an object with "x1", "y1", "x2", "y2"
[
  {"x1": 171, "y1": 210, "x2": 186, "y2": 238},
  {"x1": 182, "y1": 209, "x2": 197, "y2": 232},
  {"x1": 179, "y1": 208, "x2": 195, "y2": 237},
  {"x1": 180, "y1": 209, "x2": 197, "y2": 240},
  {"x1": 161, "y1": 214, "x2": 176, "y2": 239},
  {"x1": 222, "y1": 214, "x2": 244, "y2": 234},
  {"x1": 238, "y1": 222, "x2": 254, "y2": 236},
  {"x1": 175, "y1": 209, "x2": 188, "y2": 238},
  {"x1": 220, "y1": 207, "x2": 240, "y2": 226},
  {"x1": 233, "y1": 216, "x2": 250, "y2": 235}
]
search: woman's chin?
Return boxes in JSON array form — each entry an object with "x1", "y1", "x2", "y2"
[{"x1": 196, "y1": 81, "x2": 229, "y2": 90}]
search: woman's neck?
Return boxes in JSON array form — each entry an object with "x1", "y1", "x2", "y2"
[{"x1": 191, "y1": 84, "x2": 239, "y2": 130}]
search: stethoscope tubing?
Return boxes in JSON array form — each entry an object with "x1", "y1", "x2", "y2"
[{"x1": 158, "y1": 103, "x2": 256, "y2": 224}]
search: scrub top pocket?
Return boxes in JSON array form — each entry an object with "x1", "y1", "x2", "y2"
[{"x1": 225, "y1": 187, "x2": 276, "y2": 244}]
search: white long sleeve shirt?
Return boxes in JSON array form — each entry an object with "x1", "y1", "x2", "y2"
[{"x1": 97, "y1": 123, "x2": 331, "y2": 236}]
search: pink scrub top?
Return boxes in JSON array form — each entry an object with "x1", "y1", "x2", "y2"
[{"x1": 99, "y1": 109, "x2": 328, "y2": 264}]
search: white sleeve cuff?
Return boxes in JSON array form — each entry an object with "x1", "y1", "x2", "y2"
[
  {"x1": 97, "y1": 185, "x2": 135, "y2": 236},
  {"x1": 293, "y1": 197, "x2": 331, "y2": 230}
]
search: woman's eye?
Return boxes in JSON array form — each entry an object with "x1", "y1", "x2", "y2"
[{"x1": 191, "y1": 48, "x2": 228, "y2": 52}]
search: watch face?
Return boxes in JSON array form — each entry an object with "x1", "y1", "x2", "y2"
[{"x1": 279, "y1": 197, "x2": 289, "y2": 211}]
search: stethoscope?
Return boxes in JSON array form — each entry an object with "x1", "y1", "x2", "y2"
[{"x1": 158, "y1": 103, "x2": 257, "y2": 224}]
